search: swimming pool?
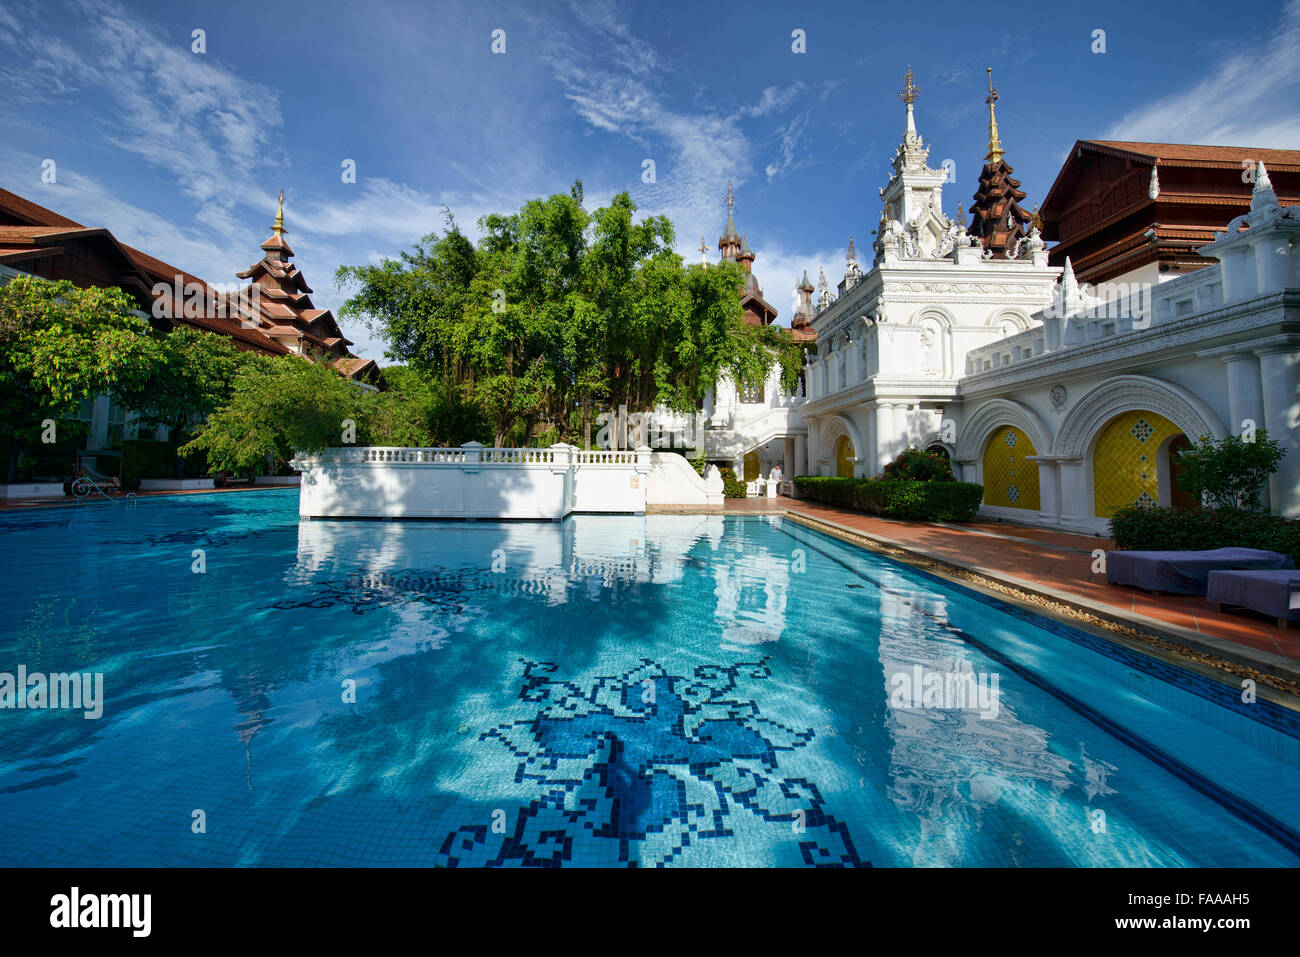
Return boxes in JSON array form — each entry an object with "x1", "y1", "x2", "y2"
[{"x1": 0, "y1": 489, "x2": 1297, "y2": 866}]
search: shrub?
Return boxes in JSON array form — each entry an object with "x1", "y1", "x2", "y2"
[
  {"x1": 881, "y1": 445, "x2": 955, "y2": 482},
  {"x1": 1110, "y1": 505, "x2": 1300, "y2": 565},
  {"x1": 1173, "y1": 429, "x2": 1285, "y2": 511},
  {"x1": 118, "y1": 439, "x2": 178, "y2": 490},
  {"x1": 719, "y1": 466, "x2": 747, "y2": 499},
  {"x1": 793, "y1": 475, "x2": 983, "y2": 522},
  {"x1": 717, "y1": 465, "x2": 748, "y2": 501}
]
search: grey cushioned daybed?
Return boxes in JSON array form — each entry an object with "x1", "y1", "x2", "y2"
[
  {"x1": 1206, "y1": 569, "x2": 1300, "y2": 627},
  {"x1": 1106, "y1": 547, "x2": 1294, "y2": 595}
]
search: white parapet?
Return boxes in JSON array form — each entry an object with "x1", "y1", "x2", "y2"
[
  {"x1": 0, "y1": 482, "x2": 66, "y2": 499},
  {"x1": 646, "y1": 453, "x2": 724, "y2": 508},
  {"x1": 293, "y1": 443, "x2": 659, "y2": 520}
]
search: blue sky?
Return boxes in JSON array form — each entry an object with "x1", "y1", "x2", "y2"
[{"x1": 3, "y1": 0, "x2": 1299, "y2": 361}]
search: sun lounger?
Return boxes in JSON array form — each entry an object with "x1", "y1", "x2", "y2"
[
  {"x1": 1207, "y1": 569, "x2": 1300, "y2": 627},
  {"x1": 1106, "y1": 547, "x2": 1294, "y2": 595}
]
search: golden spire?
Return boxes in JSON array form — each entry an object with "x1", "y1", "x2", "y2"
[
  {"x1": 985, "y1": 68, "x2": 1004, "y2": 164},
  {"x1": 898, "y1": 66, "x2": 920, "y2": 104},
  {"x1": 272, "y1": 189, "x2": 286, "y2": 235},
  {"x1": 1030, "y1": 202, "x2": 1043, "y2": 231}
]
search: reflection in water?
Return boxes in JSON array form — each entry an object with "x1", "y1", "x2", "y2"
[{"x1": 0, "y1": 493, "x2": 1293, "y2": 867}]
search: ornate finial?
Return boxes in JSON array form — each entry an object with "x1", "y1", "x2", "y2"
[
  {"x1": 956, "y1": 202, "x2": 967, "y2": 227},
  {"x1": 847, "y1": 234, "x2": 857, "y2": 262},
  {"x1": 984, "y1": 68, "x2": 1004, "y2": 164},
  {"x1": 272, "y1": 189, "x2": 286, "y2": 235},
  {"x1": 725, "y1": 181, "x2": 735, "y2": 214},
  {"x1": 817, "y1": 267, "x2": 828, "y2": 290},
  {"x1": 698, "y1": 235, "x2": 709, "y2": 265},
  {"x1": 1030, "y1": 202, "x2": 1043, "y2": 231},
  {"x1": 898, "y1": 67, "x2": 920, "y2": 105}
]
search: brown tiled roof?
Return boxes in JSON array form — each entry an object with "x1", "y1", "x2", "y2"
[{"x1": 1082, "y1": 141, "x2": 1300, "y2": 169}]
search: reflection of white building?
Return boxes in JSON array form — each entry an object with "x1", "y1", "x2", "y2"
[{"x1": 713, "y1": 69, "x2": 1300, "y2": 531}]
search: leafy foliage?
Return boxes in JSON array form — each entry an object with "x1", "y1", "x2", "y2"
[
  {"x1": 0, "y1": 276, "x2": 149, "y2": 480},
  {"x1": 1110, "y1": 505, "x2": 1300, "y2": 565},
  {"x1": 880, "y1": 446, "x2": 955, "y2": 482},
  {"x1": 718, "y1": 465, "x2": 747, "y2": 499},
  {"x1": 793, "y1": 476, "x2": 984, "y2": 522},
  {"x1": 1173, "y1": 430, "x2": 1286, "y2": 511},
  {"x1": 110, "y1": 326, "x2": 244, "y2": 476},
  {"x1": 337, "y1": 186, "x2": 804, "y2": 448},
  {"x1": 181, "y1": 356, "x2": 372, "y2": 475}
]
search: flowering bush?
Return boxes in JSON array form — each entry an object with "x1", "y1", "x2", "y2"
[{"x1": 880, "y1": 445, "x2": 955, "y2": 482}]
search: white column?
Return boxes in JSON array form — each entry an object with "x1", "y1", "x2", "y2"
[
  {"x1": 1057, "y1": 457, "x2": 1089, "y2": 529},
  {"x1": 874, "y1": 403, "x2": 894, "y2": 475},
  {"x1": 783, "y1": 436, "x2": 795, "y2": 479},
  {"x1": 1257, "y1": 345, "x2": 1300, "y2": 516},
  {"x1": 1030, "y1": 456, "x2": 1061, "y2": 527},
  {"x1": 89, "y1": 395, "x2": 111, "y2": 451},
  {"x1": 1222, "y1": 353, "x2": 1265, "y2": 439},
  {"x1": 892, "y1": 403, "x2": 910, "y2": 456},
  {"x1": 794, "y1": 433, "x2": 807, "y2": 477}
]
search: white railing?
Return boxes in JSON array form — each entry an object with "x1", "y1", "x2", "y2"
[
  {"x1": 575, "y1": 450, "x2": 641, "y2": 465},
  {"x1": 314, "y1": 445, "x2": 562, "y2": 466}
]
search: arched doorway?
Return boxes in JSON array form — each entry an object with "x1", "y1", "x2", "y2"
[
  {"x1": 982, "y1": 426, "x2": 1040, "y2": 510},
  {"x1": 835, "y1": 435, "x2": 855, "y2": 478},
  {"x1": 1092, "y1": 411, "x2": 1185, "y2": 517},
  {"x1": 743, "y1": 450, "x2": 760, "y2": 482}
]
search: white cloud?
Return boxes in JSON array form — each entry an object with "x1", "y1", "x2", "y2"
[
  {"x1": 765, "y1": 110, "x2": 810, "y2": 182},
  {"x1": 1105, "y1": 0, "x2": 1300, "y2": 146}
]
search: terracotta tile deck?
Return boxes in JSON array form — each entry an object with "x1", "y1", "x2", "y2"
[{"x1": 725, "y1": 496, "x2": 1300, "y2": 679}]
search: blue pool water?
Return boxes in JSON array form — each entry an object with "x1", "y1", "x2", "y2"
[{"x1": 0, "y1": 488, "x2": 1297, "y2": 867}]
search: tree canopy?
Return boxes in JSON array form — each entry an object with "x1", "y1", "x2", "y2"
[
  {"x1": 337, "y1": 185, "x2": 803, "y2": 448},
  {"x1": 0, "y1": 276, "x2": 150, "y2": 480}
]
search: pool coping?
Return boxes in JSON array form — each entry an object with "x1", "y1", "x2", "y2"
[{"x1": 776, "y1": 509, "x2": 1300, "y2": 704}]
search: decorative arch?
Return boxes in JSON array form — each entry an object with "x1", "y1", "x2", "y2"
[
  {"x1": 1052, "y1": 374, "x2": 1226, "y2": 459},
  {"x1": 987, "y1": 307, "x2": 1031, "y2": 335},
  {"x1": 954, "y1": 397, "x2": 1053, "y2": 463},
  {"x1": 820, "y1": 414, "x2": 865, "y2": 477},
  {"x1": 907, "y1": 305, "x2": 955, "y2": 329}
]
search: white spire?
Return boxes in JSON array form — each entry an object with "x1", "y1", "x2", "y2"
[
  {"x1": 1148, "y1": 164, "x2": 1160, "y2": 200},
  {"x1": 898, "y1": 67, "x2": 920, "y2": 145},
  {"x1": 1252, "y1": 160, "x2": 1278, "y2": 212}
]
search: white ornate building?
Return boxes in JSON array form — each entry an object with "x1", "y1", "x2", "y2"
[{"x1": 705, "y1": 70, "x2": 1300, "y2": 532}]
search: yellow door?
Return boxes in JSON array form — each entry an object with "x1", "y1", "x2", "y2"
[{"x1": 835, "y1": 436, "x2": 855, "y2": 478}]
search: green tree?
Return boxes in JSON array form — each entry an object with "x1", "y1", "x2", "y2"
[
  {"x1": 337, "y1": 185, "x2": 803, "y2": 449},
  {"x1": 110, "y1": 326, "x2": 245, "y2": 476},
  {"x1": 1174, "y1": 429, "x2": 1286, "y2": 511},
  {"x1": 0, "y1": 276, "x2": 149, "y2": 481},
  {"x1": 180, "y1": 355, "x2": 372, "y2": 476}
]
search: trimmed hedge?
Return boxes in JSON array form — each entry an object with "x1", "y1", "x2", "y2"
[
  {"x1": 1110, "y1": 505, "x2": 1300, "y2": 565},
  {"x1": 794, "y1": 475, "x2": 984, "y2": 522}
]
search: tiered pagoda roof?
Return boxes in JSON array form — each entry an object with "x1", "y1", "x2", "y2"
[
  {"x1": 713, "y1": 184, "x2": 778, "y2": 328},
  {"x1": 0, "y1": 186, "x2": 386, "y2": 388},
  {"x1": 228, "y1": 192, "x2": 385, "y2": 389},
  {"x1": 967, "y1": 69, "x2": 1033, "y2": 258}
]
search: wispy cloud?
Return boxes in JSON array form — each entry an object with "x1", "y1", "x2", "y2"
[
  {"x1": 1105, "y1": 0, "x2": 1300, "y2": 146},
  {"x1": 765, "y1": 111, "x2": 810, "y2": 182}
]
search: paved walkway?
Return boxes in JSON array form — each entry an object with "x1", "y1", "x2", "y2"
[{"x1": 725, "y1": 495, "x2": 1300, "y2": 678}]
